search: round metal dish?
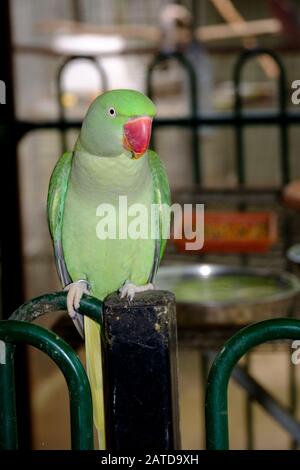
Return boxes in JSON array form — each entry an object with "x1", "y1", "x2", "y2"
[
  {"x1": 287, "y1": 244, "x2": 300, "y2": 264},
  {"x1": 156, "y1": 264, "x2": 300, "y2": 328}
]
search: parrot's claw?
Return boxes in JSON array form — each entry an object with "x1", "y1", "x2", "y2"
[
  {"x1": 119, "y1": 280, "x2": 154, "y2": 302},
  {"x1": 64, "y1": 280, "x2": 90, "y2": 319}
]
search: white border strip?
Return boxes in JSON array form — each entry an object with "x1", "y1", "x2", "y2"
[{"x1": 0, "y1": 340, "x2": 6, "y2": 365}]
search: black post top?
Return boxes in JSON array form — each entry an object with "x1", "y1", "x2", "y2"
[{"x1": 102, "y1": 289, "x2": 180, "y2": 451}]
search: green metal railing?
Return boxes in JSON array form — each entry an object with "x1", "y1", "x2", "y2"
[
  {"x1": 205, "y1": 318, "x2": 300, "y2": 450},
  {"x1": 0, "y1": 291, "x2": 103, "y2": 450}
]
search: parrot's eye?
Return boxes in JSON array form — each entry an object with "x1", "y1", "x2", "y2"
[{"x1": 107, "y1": 107, "x2": 116, "y2": 118}]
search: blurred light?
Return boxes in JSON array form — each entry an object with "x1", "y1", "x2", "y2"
[
  {"x1": 61, "y1": 59, "x2": 101, "y2": 95},
  {"x1": 53, "y1": 34, "x2": 125, "y2": 55},
  {"x1": 199, "y1": 265, "x2": 211, "y2": 277}
]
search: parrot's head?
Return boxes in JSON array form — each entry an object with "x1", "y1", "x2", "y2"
[{"x1": 79, "y1": 89, "x2": 156, "y2": 159}]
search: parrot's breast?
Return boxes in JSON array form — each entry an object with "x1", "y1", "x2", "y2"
[{"x1": 62, "y1": 150, "x2": 156, "y2": 300}]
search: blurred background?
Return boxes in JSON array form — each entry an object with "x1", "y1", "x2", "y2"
[{"x1": 1, "y1": 0, "x2": 300, "y2": 450}]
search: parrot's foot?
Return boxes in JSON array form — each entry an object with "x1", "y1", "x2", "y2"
[
  {"x1": 64, "y1": 280, "x2": 90, "y2": 319},
  {"x1": 119, "y1": 280, "x2": 154, "y2": 302}
]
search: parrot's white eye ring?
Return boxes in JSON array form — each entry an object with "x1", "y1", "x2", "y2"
[{"x1": 107, "y1": 106, "x2": 116, "y2": 118}]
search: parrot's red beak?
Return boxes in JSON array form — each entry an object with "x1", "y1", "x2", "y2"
[{"x1": 123, "y1": 116, "x2": 152, "y2": 159}]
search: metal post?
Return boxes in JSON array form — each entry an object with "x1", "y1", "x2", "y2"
[
  {"x1": 0, "y1": 342, "x2": 18, "y2": 449},
  {"x1": 102, "y1": 290, "x2": 180, "y2": 450}
]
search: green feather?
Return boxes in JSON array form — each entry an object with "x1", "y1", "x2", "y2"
[
  {"x1": 148, "y1": 150, "x2": 171, "y2": 261},
  {"x1": 47, "y1": 151, "x2": 73, "y2": 243}
]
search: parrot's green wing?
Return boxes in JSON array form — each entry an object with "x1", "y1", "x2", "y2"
[
  {"x1": 47, "y1": 151, "x2": 73, "y2": 288},
  {"x1": 148, "y1": 150, "x2": 171, "y2": 280}
]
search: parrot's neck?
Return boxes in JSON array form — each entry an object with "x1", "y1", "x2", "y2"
[{"x1": 70, "y1": 139, "x2": 152, "y2": 201}]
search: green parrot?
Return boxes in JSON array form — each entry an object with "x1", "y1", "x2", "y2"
[{"x1": 47, "y1": 89, "x2": 171, "y2": 449}]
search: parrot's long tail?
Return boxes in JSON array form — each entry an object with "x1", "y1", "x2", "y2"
[{"x1": 84, "y1": 316, "x2": 106, "y2": 449}]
